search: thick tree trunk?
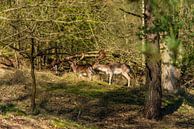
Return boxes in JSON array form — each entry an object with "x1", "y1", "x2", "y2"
[
  {"x1": 161, "y1": 43, "x2": 181, "y2": 92},
  {"x1": 143, "y1": 0, "x2": 162, "y2": 120},
  {"x1": 144, "y1": 58, "x2": 162, "y2": 120}
]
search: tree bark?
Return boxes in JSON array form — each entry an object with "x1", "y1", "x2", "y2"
[
  {"x1": 143, "y1": 0, "x2": 162, "y2": 120},
  {"x1": 161, "y1": 43, "x2": 181, "y2": 92},
  {"x1": 144, "y1": 58, "x2": 162, "y2": 120}
]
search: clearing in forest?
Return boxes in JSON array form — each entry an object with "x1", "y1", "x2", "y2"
[{"x1": 0, "y1": 68, "x2": 194, "y2": 129}]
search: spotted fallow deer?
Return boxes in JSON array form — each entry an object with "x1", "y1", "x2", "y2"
[
  {"x1": 67, "y1": 59, "x2": 93, "y2": 80},
  {"x1": 92, "y1": 50, "x2": 131, "y2": 86},
  {"x1": 92, "y1": 62, "x2": 132, "y2": 87}
]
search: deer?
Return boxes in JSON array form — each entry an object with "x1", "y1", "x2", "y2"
[
  {"x1": 92, "y1": 50, "x2": 132, "y2": 87},
  {"x1": 66, "y1": 58, "x2": 94, "y2": 80},
  {"x1": 93, "y1": 62, "x2": 132, "y2": 87}
]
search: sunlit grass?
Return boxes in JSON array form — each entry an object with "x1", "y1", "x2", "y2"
[
  {"x1": 41, "y1": 73, "x2": 121, "y2": 99},
  {"x1": 50, "y1": 118, "x2": 98, "y2": 129}
]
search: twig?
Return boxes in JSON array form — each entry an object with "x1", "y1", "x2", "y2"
[
  {"x1": 0, "y1": 28, "x2": 28, "y2": 42},
  {"x1": 181, "y1": 79, "x2": 194, "y2": 88},
  {"x1": 0, "y1": 16, "x2": 113, "y2": 24},
  {"x1": 119, "y1": 8, "x2": 143, "y2": 18}
]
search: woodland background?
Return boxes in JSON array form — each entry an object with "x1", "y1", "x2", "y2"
[{"x1": 0, "y1": 0, "x2": 194, "y2": 129}]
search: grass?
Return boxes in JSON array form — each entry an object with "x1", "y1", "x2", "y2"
[
  {"x1": 51, "y1": 118, "x2": 98, "y2": 129},
  {"x1": 0, "y1": 69, "x2": 194, "y2": 129},
  {"x1": 45, "y1": 82, "x2": 114, "y2": 99}
]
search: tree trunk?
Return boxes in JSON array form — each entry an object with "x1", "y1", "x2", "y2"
[
  {"x1": 141, "y1": 0, "x2": 145, "y2": 66},
  {"x1": 30, "y1": 38, "x2": 37, "y2": 112},
  {"x1": 143, "y1": 0, "x2": 162, "y2": 120},
  {"x1": 161, "y1": 43, "x2": 181, "y2": 92},
  {"x1": 144, "y1": 58, "x2": 162, "y2": 120},
  {"x1": 160, "y1": 0, "x2": 184, "y2": 93},
  {"x1": 37, "y1": 44, "x2": 42, "y2": 70}
]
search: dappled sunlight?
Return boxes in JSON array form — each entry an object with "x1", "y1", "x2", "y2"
[{"x1": 0, "y1": 69, "x2": 194, "y2": 129}]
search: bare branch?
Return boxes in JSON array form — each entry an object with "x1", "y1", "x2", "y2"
[
  {"x1": 181, "y1": 79, "x2": 194, "y2": 88},
  {"x1": 8, "y1": 45, "x2": 30, "y2": 58},
  {"x1": 0, "y1": 28, "x2": 28, "y2": 42},
  {"x1": 0, "y1": 4, "x2": 57, "y2": 14},
  {"x1": 119, "y1": 8, "x2": 143, "y2": 18},
  {"x1": 64, "y1": 53, "x2": 100, "y2": 61},
  {"x1": 0, "y1": 16, "x2": 116, "y2": 24},
  {"x1": 35, "y1": 46, "x2": 68, "y2": 57}
]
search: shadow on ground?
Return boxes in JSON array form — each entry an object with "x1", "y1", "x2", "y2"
[
  {"x1": 0, "y1": 103, "x2": 26, "y2": 115},
  {"x1": 1, "y1": 75, "x2": 194, "y2": 129},
  {"x1": 36, "y1": 81, "x2": 147, "y2": 128}
]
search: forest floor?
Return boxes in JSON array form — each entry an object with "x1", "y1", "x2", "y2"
[{"x1": 0, "y1": 68, "x2": 194, "y2": 129}]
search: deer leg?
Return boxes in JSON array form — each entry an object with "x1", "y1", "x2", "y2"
[
  {"x1": 122, "y1": 73, "x2": 130, "y2": 87},
  {"x1": 53, "y1": 65, "x2": 58, "y2": 75},
  {"x1": 88, "y1": 67, "x2": 93, "y2": 81},
  {"x1": 88, "y1": 71, "x2": 92, "y2": 81},
  {"x1": 109, "y1": 73, "x2": 113, "y2": 85}
]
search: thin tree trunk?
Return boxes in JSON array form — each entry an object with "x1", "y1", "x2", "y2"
[
  {"x1": 143, "y1": 0, "x2": 162, "y2": 120},
  {"x1": 30, "y1": 38, "x2": 36, "y2": 112},
  {"x1": 37, "y1": 44, "x2": 42, "y2": 70},
  {"x1": 142, "y1": 0, "x2": 145, "y2": 66}
]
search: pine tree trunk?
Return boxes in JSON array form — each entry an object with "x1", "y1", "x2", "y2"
[
  {"x1": 143, "y1": 0, "x2": 162, "y2": 120},
  {"x1": 144, "y1": 58, "x2": 162, "y2": 120}
]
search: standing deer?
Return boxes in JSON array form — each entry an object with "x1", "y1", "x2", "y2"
[
  {"x1": 67, "y1": 59, "x2": 93, "y2": 80},
  {"x1": 93, "y1": 62, "x2": 132, "y2": 87},
  {"x1": 92, "y1": 50, "x2": 132, "y2": 87}
]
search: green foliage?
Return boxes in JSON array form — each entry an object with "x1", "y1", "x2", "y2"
[
  {"x1": 165, "y1": 35, "x2": 180, "y2": 51},
  {"x1": 142, "y1": 0, "x2": 194, "y2": 69},
  {"x1": 0, "y1": 0, "x2": 142, "y2": 66}
]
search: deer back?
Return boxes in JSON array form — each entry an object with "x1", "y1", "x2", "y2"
[
  {"x1": 93, "y1": 62, "x2": 112, "y2": 74},
  {"x1": 109, "y1": 63, "x2": 131, "y2": 74},
  {"x1": 68, "y1": 60, "x2": 93, "y2": 74}
]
